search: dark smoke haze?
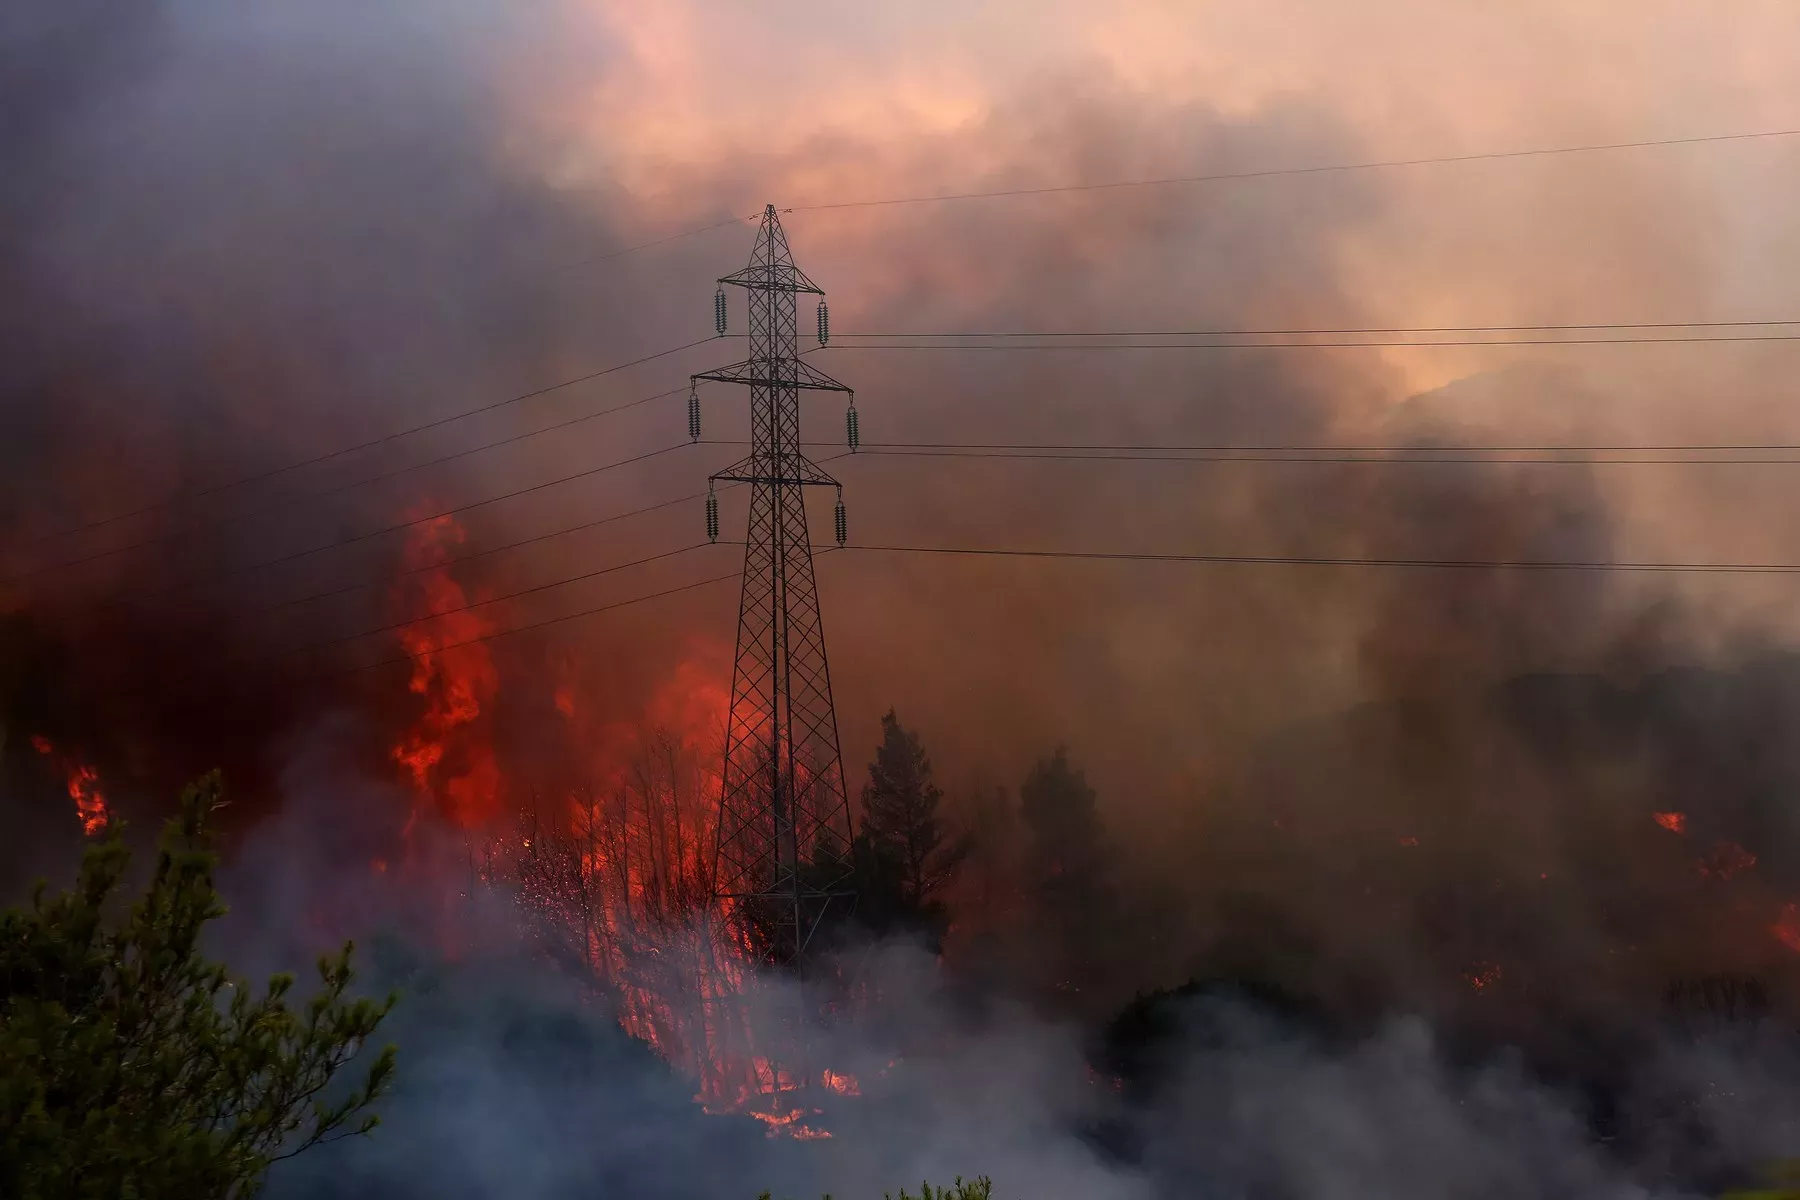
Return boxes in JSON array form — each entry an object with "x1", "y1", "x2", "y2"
[{"x1": 8, "y1": 1, "x2": 1800, "y2": 1196}]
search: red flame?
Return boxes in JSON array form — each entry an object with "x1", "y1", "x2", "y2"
[
  {"x1": 30, "y1": 734, "x2": 109, "y2": 836},
  {"x1": 1773, "y1": 903, "x2": 1800, "y2": 954},
  {"x1": 1653, "y1": 811, "x2": 1687, "y2": 835},
  {"x1": 377, "y1": 520, "x2": 851, "y2": 1135},
  {"x1": 388, "y1": 514, "x2": 501, "y2": 831}
]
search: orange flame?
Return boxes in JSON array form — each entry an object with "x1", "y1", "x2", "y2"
[
  {"x1": 820, "y1": 1069, "x2": 861, "y2": 1096},
  {"x1": 31, "y1": 735, "x2": 110, "y2": 836},
  {"x1": 388, "y1": 514, "x2": 501, "y2": 831},
  {"x1": 1653, "y1": 811, "x2": 1687, "y2": 835},
  {"x1": 378, "y1": 533, "x2": 850, "y2": 1136}
]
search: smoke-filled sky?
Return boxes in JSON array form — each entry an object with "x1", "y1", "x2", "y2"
[
  {"x1": 6, "y1": 0, "x2": 1800, "y2": 937},
  {"x1": 16, "y1": 3, "x2": 1800, "y2": 1196}
]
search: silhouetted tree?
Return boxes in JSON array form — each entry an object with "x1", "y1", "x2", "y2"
[
  {"x1": 1019, "y1": 747, "x2": 1117, "y2": 1001},
  {"x1": 853, "y1": 711, "x2": 967, "y2": 947}
]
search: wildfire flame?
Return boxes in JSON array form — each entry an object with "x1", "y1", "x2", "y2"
[
  {"x1": 30, "y1": 734, "x2": 109, "y2": 836},
  {"x1": 380, "y1": 517, "x2": 855, "y2": 1135},
  {"x1": 1653, "y1": 811, "x2": 1688, "y2": 835},
  {"x1": 388, "y1": 514, "x2": 501, "y2": 831}
]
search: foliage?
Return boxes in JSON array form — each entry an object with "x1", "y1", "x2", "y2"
[
  {"x1": 1018, "y1": 747, "x2": 1118, "y2": 997},
  {"x1": 756, "y1": 1177, "x2": 994, "y2": 1200},
  {"x1": 854, "y1": 710, "x2": 969, "y2": 947},
  {"x1": 1018, "y1": 748, "x2": 1107, "y2": 890},
  {"x1": 0, "y1": 771, "x2": 397, "y2": 1200},
  {"x1": 887, "y1": 1180, "x2": 994, "y2": 1200}
]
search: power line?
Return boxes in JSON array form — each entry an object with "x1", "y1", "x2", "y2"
[
  {"x1": 207, "y1": 447, "x2": 843, "y2": 633},
  {"x1": 785, "y1": 126, "x2": 1800, "y2": 212},
  {"x1": 296, "y1": 530, "x2": 1800, "y2": 684},
  {"x1": 6, "y1": 336, "x2": 726, "y2": 555},
  {"x1": 78, "y1": 446, "x2": 852, "y2": 629},
  {"x1": 279, "y1": 542, "x2": 719, "y2": 660},
  {"x1": 839, "y1": 320, "x2": 1800, "y2": 338},
  {"x1": 65, "y1": 441, "x2": 700, "y2": 608},
  {"x1": 833, "y1": 543, "x2": 1800, "y2": 575},
  {"x1": 8, "y1": 381, "x2": 709, "y2": 588},
  {"x1": 824, "y1": 333, "x2": 1800, "y2": 351},
  {"x1": 324, "y1": 566, "x2": 747, "y2": 680},
  {"x1": 227, "y1": 489, "x2": 707, "y2": 626},
  {"x1": 849, "y1": 445, "x2": 1800, "y2": 465},
  {"x1": 855, "y1": 439, "x2": 1800, "y2": 454},
  {"x1": 584, "y1": 213, "x2": 758, "y2": 264},
  {"x1": 257, "y1": 527, "x2": 1800, "y2": 685}
]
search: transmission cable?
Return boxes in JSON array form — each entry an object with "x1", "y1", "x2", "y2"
[
  {"x1": 314, "y1": 529, "x2": 1800, "y2": 683},
  {"x1": 276, "y1": 542, "x2": 721, "y2": 661},
  {"x1": 224, "y1": 448, "x2": 847, "y2": 628},
  {"x1": 849, "y1": 439, "x2": 1800, "y2": 454},
  {"x1": 5, "y1": 381, "x2": 712, "y2": 588},
  {"x1": 824, "y1": 333, "x2": 1800, "y2": 351},
  {"x1": 76, "y1": 446, "x2": 846, "y2": 625},
  {"x1": 846, "y1": 444, "x2": 1800, "y2": 465},
  {"x1": 831, "y1": 543, "x2": 1800, "y2": 575},
  {"x1": 6, "y1": 335, "x2": 726, "y2": 555},
  {"x1": 68, "y1": 441, "x2": 700, "y2": 611},
  {"x1": 322, "y1": 567, "x2": 748, "y2": 681},
  {"x1": 785, "y1": 126, "x2": 1800, "y2": 212},
  {"x1": 839, "y1": 319, "x2": 1800, "y2": 338},
  {"x1": 229, "y1": 490, "x2": 707, "y2": 627},
  {"x1": 584, "y1": 213, "x2": 758, "y2": 264}
]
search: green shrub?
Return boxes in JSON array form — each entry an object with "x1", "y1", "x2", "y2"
[{"x1": 0, "y1": 772, "x2": 396, "y2": 1199}]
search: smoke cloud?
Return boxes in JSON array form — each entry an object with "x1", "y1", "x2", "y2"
[{"x1": 10, "y1": 1, "x2": 1800, "y2": 1195}]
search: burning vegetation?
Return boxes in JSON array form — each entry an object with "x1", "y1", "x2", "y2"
[{"x1": 29, "y1": 733, "x2": 109, "y2": 837}]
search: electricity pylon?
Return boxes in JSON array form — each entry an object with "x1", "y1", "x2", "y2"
[{"x1": 693, "y1": 204, "x2": 857, "y2": 969}]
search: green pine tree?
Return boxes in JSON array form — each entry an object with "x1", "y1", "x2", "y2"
[{"x1": 0, "y1": 771, "x2": 396, "y2": 1200}]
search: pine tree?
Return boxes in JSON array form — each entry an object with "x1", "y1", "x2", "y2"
[
  {"x1": 855, "y1": 710, "x2": 968, "y2": 943},
  {"x1": 1018, "y1": 747, "x2": 1116, "y2": 1001},
  {"x1": 0, "y1": 772, "x2": 396, "y2": 1200}
]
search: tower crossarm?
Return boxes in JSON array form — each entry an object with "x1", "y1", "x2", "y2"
[
  {"x1": 711, "y1": 452, "x2": 840, "y2": 489},
  {"x1": 691, "y1": 355, "x2": 853, "y2": 395},
  {"x1": 717, "y1": 261, "x2": 826, "y2": 296}
]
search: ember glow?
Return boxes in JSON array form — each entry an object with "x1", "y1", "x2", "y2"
[
  {"x1": 30, "y1": 734, "x2": 110, "y2": 836},
  {"x1": 1698, "y1": 841, "x2": 1757, "y2": 883},
  {"x1": 1774, "y1": 903, "x2": 1800, "y2": 954},
  {"x1": 1653, "y1": 811, "x2": 1688, "y2": 835},
  {"x1": 1464, "y1": 962, "x2": 1503, "y2": 993}
]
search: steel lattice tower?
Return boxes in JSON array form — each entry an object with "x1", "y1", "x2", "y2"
[{"x1": 694, "y1": 204, "x2": 856, "y2": 968}]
